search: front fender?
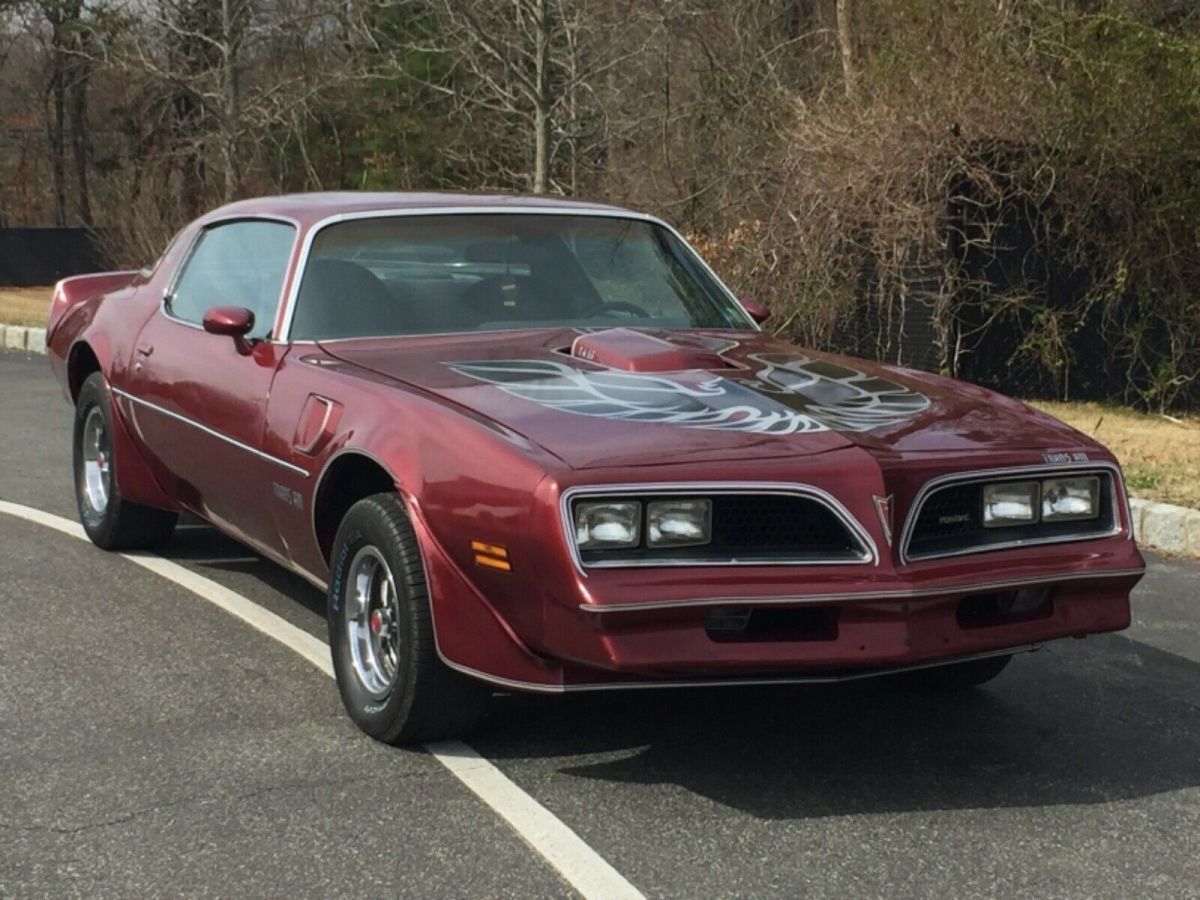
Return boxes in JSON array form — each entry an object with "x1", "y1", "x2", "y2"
[
  {"x1": 403, "y1": 488, "x2": 565, "y2": 689},
  {"x1": 351, "y1": 405, "x2": 564, "y2": 655}
]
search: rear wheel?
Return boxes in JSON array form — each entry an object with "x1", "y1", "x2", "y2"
[
  {"x1": 327, "y1": 492, "x2": 490, "y2": 744},
  {"x1": 74, "y1": 372, "x2": 177, "y2": 550},
  {"x1": 897, "y1": 653, "x2": 1013, "y2": 691}
]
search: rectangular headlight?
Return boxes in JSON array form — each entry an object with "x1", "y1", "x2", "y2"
[
  {"x1": 647, "y1": 499, "x2": 712, "y2": 547},
  {"x1": 982, "y1": 481, "x2": 1039, "y2": 528},
  {"x1": 574, "y1": 500, "x2": 640, "y2": 549},
  {"x1": 1041, "y1": 476, "x2": 1100, "y2": 522}
]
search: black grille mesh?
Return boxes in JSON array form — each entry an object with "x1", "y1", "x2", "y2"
[{"x1": 708, "y1": 495, "x2": 858, "y2": 557}]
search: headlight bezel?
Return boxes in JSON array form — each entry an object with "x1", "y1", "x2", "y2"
[
  {"x1": 903, "y1": 464, "x2": 1124, "y2": 562},
  {"x1": 646, "y1": 498, "x2": 713, "y2": 548},
  {"x1": 982, "y1": 480, "x2": 1040, "y2": 528},
  {"x1": 563, "y1": 484, "x2": 876, "y2": 569},
  {"x1": 980, "y1": 475, "x2": 1102, "y2": 528},
  {"x1": 573, "y1": 500, "x2": 642, "y2": 550},
  {"x1": 1040, "y1": 475, "x2": 1102, "y2": 523}
]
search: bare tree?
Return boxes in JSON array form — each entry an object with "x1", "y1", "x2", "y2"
[
  {"x1": 364, "y1": 0, "x2": 643, "y2": 194},
  {"x1": 835, "y1": 0, "x2": 858, "y2": 101},
  {"x1": 20, "y1": 0, "x2": 106, "y2": 225},
  {"x1": 111, "y1": 0, "x2": 350, "y2": 202},
  {"x1": 67, "y1": 40, "x2": 92, "y2": 224},
  {"x1": 31, "y1": 0, "x2": 90, "y2": 224}
]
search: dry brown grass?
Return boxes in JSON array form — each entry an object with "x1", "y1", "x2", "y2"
[
  {"x1": 0, "y1": 286, "x2": 52, "y2": 327},
  {"x1": 1032, "y1": 401, "x2": 1200, "y2": 510}
]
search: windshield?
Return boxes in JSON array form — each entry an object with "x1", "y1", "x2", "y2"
[{"x1": 289, "y1": 213, "x2": 754, "y2": 340}]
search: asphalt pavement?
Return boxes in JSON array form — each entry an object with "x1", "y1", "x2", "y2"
[{"x1": 1, "y1": 350, "x2": 1197, "y2": 899}]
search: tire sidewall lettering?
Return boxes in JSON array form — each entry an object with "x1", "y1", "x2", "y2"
[
  {"x1": 329, "y1": 527, "x2": 364, "y2": 613},
  {"x1": 328, "y1": 506, "x2": 410, "y2": 733}
]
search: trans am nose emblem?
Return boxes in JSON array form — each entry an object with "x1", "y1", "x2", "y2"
[
  {"x1": 873, "y1": 494, "x2": 895, "y2": 547},
  {"x1": 448, "y1": 354, "x2": 929, "y2": 436}
]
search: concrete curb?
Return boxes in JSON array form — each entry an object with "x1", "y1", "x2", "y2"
[
  {"x1": 1, "y1": 320, "x2": 1196, "y2": 556},
  {"x1": 1130, "y1": 498, "x2": 1200, "y2": 558},
  {"x1": 1, "y1": 323, "x2": 47, "y2": 354}
]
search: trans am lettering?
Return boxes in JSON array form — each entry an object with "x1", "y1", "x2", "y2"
[{"x1": 448, "y1": 356, "x2": 930, "y2": 435}]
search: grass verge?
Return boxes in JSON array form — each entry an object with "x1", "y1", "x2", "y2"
[
  {"x1": 0, "y1": 286, "x2": 51, "y2": 327},
  {"x1": 1032, "y1": 400, "x2": 1200, "y2": 510}
]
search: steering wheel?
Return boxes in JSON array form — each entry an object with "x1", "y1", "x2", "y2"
[{"x1": 582, "y1": 300, "x2": 651, "y2": 319}]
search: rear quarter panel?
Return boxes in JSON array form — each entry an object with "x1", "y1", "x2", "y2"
[{"x1": 47, "y1": 231, "x2": 199, "y2": 511}]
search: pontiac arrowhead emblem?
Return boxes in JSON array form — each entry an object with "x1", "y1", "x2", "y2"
[{"x1": 873, "y1": 494, "x2": 895, "y2": 547}]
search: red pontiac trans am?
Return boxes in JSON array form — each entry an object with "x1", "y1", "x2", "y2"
[{"x1": 47, "y1": 193, "x2": 1145, "y2": 743}]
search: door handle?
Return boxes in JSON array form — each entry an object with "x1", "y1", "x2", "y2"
[{"x1": 136, "y1": 344, "x2": 154, "y2": 357}]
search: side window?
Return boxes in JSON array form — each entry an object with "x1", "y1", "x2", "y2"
[{"x1": 168, "y1": 220, "x2": 295, "y2": 340}]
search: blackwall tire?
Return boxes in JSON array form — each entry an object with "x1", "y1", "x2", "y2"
[
  {"x1": 327, "y1": 492, "x2": 490, "y2": 744},
  {"x1": 73, "y1": 372, "x2": 177, "y2": 551},
  {"x1": 897, "y1": 653, "x2": 1013, "y2": 691}
]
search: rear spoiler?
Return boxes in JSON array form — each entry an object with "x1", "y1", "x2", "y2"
[{"x1": 47, "y1": 270, "x2": 139, "y2": 338}]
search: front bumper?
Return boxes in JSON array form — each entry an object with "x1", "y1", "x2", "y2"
[
  {"x1": 551, "y1": 566, "x2": 1138, "y2": 681},
  {"x1": 421, "y1": 507, "x2": 1143, "y2": 691},
  {"x1": 416, "y1": 452, "x2": 1145, "y2": 692}
]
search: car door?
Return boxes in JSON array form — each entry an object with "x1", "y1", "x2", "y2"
[{"x1": 123, "y1": 217, "x2": 298, "y2": 558}]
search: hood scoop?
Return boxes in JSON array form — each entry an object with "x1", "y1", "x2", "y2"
[{"x1": 570, "y1": 328, "x2": 733, "y2": 373}]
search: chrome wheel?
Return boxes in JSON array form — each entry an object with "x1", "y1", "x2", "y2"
[
  {"x1": 81, "y1": 406, "x2": 111, "y2": 516},
  {"x1": 346, "y1": 546, "x2": 402, "y2": 698}
]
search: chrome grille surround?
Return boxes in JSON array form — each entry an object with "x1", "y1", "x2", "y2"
[
  {"x1": 560, "y1": 482, "x2": 877, "y2": 574},
  {"x1": 900, "y1": 462, "x2": 1127, "y2": 564}
]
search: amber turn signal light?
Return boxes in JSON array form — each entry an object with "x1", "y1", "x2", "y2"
[{"x1": 471, "y1": 540, "x2": 511, "y2": 572}]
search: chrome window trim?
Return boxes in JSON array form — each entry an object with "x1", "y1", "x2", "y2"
[
  {"x1": 112, "y1": 387, "x2": 310, "y2": 478},
  {"x1": 297, "y1": 324, "x2": 752, "y2": 345},
  {"x1": 437, "y1": 644, "x2": 1038, "y2": 694},
  {"x1": 560, "y1": 482, "x2": 878, "y2": 575},
  {"x1": 161, "y1": 214, "x2": 301, "y2": 340},
  {"x1": 277, "y1": 205, "x2": 759, "y2": 343},
  {"x1": 899, "y1": 461, "x2": 1127, "y2": 564},
  {"x1": 575, "y1": 566, "x2": 1147, "y2": 614}
]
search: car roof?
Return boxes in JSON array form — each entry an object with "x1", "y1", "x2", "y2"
[{"x1": 203, "y1": 191, "x2": 638, "y2": 227}]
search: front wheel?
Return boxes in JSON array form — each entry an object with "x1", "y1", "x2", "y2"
[
  {"x1": 327, "y1": 493, "x2": 490, "y2": 744},
  {"x1": 74, "y1": 372, "x2": 177, "y2": 550},
  {"x1": 897, "y1": 653, "x2": 1013, "y2": 691}
]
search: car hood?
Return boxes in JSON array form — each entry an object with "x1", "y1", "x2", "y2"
[{"x1": 321, "y1": 328, "x2": 1092, "y2": 470}]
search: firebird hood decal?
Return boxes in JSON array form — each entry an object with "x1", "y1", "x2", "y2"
[
  {"x1": 447, "y1": 355, "x2": 930, "y2": 435},
  {"x1": 746, "y1": 354, "x2": 931, "y2": 432}
]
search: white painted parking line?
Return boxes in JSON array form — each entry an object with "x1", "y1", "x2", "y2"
[
  {"x1": 0, "y1": 499, "x2": 645, "y2": 900},
  {"x1": 429, "y1": 740, "x2": 643, "y2": 900}
]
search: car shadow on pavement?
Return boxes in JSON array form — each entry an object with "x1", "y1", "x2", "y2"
[
  {"x1": 146, "y1": 520, "x2": 1199, "y2": 821},
  {"x1": 474, "y1": 635, "x2": 1200, "y2": 819},
  {"x1": 160, "y1": 519, "x2": 327, "y2": 618}
]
